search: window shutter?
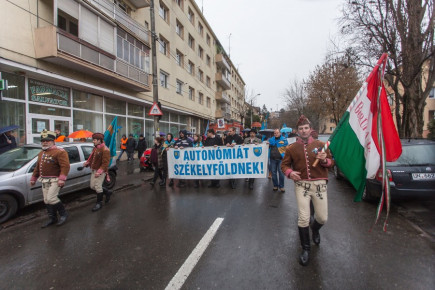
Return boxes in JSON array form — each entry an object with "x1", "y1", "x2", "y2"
[
  {"x1": 99, "y1": 19, "x2": 115, "y2": 54},
  {"x1": 58, "y1": 0, "x2": 79, "y2": 19},
  {"x1": 80, "y1": 7, "x2": 98, "y2": 46}
]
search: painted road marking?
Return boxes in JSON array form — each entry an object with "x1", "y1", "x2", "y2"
[{"x1": 165, "y1": 217, "x2": 224, "y2": 290}]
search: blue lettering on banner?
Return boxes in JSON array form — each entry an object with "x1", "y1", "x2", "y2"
[
  {"x1": 174, "y1": 164, "x2": 179, "y2": 175},
  {"x1": 246, "y1": 163, "x2": 252, "y2": 174},
  {"x1": 231, "y1": 163, "x2": 237, "y2": 174},
  {"x1": 253, "y1": 162, "x2": 259, "y2": 174},
  {"x1": 238, "y1": 163, "x2": 246, "y2": 174}
]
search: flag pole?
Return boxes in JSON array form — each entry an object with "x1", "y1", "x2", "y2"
[{"x1": 373, "y1": 53, "x2": 390, "y2": 231}]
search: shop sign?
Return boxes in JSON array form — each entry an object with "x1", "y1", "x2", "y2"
[{"x1": 28, "y1": 79, "x2": 70, "y2": 107}]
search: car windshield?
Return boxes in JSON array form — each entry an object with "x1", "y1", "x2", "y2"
[
  {"x1": 387, "y1": 144, "x2": 435, "y2": 166},
  {"x1": 0, "y1": 147, "x2": 40, "y2": 171}
]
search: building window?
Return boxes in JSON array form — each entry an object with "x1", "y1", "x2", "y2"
[
  {"x1": 160, "y1": 70, "x2": 168, "y2": 88},
  {"x1": 175, "y1": 20, "x2": 184, "y2": 39},
  {"x1": 206, "y1": 55, "x2": 211, "y2": 66},
  {"x1": 188, "y1": 60, "x2": 194, "y2": 75},
  {"x1": 188, "y1": 34, "x2": 195, "y2": 50},
  {"x1": 330, "y1": 127, "x2": 335, "y2": 131},
  {"x1": 159, "y1": 36, "x2": 169, "y2": 56},
  {"x1": 176, "y1": 50, "x2": 183, "y2": 66},
  {"x1": 58, "y1": 10, "x2": 78, "y2": 37},
  {"x1": 198, "y1": 92, "x2": 204, "y2": 105},
  {"x1": 117, "y1": 28, "x2": 150, "y2": 73},
  {"x1": 174, "y1": 0, "x2": 183, "y2": 9},
  {"x1": 206, "y1": 76, "x2": 210, "y2": 88},
  {"x1": 159, "y1": 1, "x2": 169, "y2": 23},
  {"x1": 198, "y1": 45, "x2": 204, "y2": 59},
  {"x1": 189, "y1": 87, "x2": 195, "y2": 101},
  {"x1": 198, "y1": 22, "x2": 203, "y2": 36},
  {"x1": 206, "y1": 97, "x2": 211, "y2": 108},
  {"x1": 176, "y1": 79, "x2": 183, "y2": 95},
  {"x1": 206, "y1": 33, "x2": 211, "y2": 46},
  {"x1": 429, "y1": 110, "x2": 435, "y2": 120},
  {"x1": 429, "y1": 87, "x2": 435, "y2": 99},
  {"x1": 198, "y1": 69, "x2": 203, "y2": 82},
  {"x1": 188, "y1": 7, "x2": 195, "y2": 24}
]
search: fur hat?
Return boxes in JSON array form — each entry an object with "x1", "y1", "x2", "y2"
[
  {"x1": 296, "y1": 115, "x2": 311, "y2": 127},
  {"x1": 92, "y1": 133, "x2": 104, "y2": 141},
  {"x1": 40, "y1": 129, "x2": 56, "y2": 141}
]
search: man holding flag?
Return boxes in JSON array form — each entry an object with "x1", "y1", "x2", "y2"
[
  {"x1": 281, "y1": 115, "x2": 333, "y2": 266},
  {"x1": 328, "y1": 53, "x2": 401, "y2": 230}
]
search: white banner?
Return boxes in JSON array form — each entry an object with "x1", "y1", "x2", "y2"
[{"x1": 168, "y1": 144, "x2": 269, "y2": 179}]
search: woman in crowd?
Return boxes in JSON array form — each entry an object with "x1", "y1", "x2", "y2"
[
  {"x1": 162, "y1": 133, "x2": 175, "y2": 187},
  {"x1": 150, "y1": 137, "x2": 165, "y2": 186}
]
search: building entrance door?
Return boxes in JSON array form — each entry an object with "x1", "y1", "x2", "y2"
[{"x1": 27, "y1": 114, "x2": 72, "y2": 143}]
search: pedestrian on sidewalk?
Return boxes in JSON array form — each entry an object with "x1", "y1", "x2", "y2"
[
  {"x1": 203, "y1": 129, "x2": 223, "y2": 188},
  {"x1": 150, "y1": 137, "x2": 164, "y2": 186},
  {"x1": 268, "y1": 129, "x2": 288, "y2": 192},
  {"x1": 126, "y1": 134, "x2": 136, "y2": 161},
  {"x1": 244, "y1": 129, "x2": 261, "y2": 190},
  {"x1": 117, "y1": 135, "x2": 127, "y2": 161},
  {"x1": 163, "y1": 133, "x2": 175, "y2": 186},
  {"x1": 30, "y1": 130, "x2": 70, "y2": 227},
  {"x1": 136, "y1": 134, "x2": 147, "y2": 163},
  {"x1": 281, "y1": 115, "x2": 333, "y2": 266},
  {"x1": 84, "y1": 133, "x2": 112, "y2": 212}
]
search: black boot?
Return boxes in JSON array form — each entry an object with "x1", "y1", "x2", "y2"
[
  {"x1": 159, "y1": 178, "x2": 166, "y2": 187},
  {"x1": 178, "y1": 180, "x2": 186, "y2": 188},
  {"x1": 55, "y1": 202, "x2": 68, "y2": 226},
  {"x1": 103, "y1": 188, "x2": 113, "y2": 204},
  {"x1": 249, "y1": 179, "x2": 254, "y2": 190},
  {"x1": 311, "y1": 220, "x2": 323, "y2": 245},
  {"x1": 92, "y1": 193, "x2": 104, "y2": 212},
  {"x1": 169, "y1": 179, "x2": 174, "y2": 187},
  {"x1": 194, "y1": 180, "x2": 199, "y2": 188},
  {"x1": 298, "y1": 227, "x2": 311, "y2": 266},
  {"x1": 41, "y1": 204, "x2": 58, "y2": 228}
]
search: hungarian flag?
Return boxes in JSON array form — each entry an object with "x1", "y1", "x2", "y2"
[{"x1": 329, "y1": 54, "x2": 402, "y2": 228}]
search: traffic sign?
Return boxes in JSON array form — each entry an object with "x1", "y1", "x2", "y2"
[{"x1": 149, "y1": 102, "x2": 163, "y2": 116}]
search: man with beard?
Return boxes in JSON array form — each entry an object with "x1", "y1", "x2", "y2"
[
  {"x1": 281, "y1": 115, "x2": 333, "y2": 266},
  {"x1": 84, "y1": 133, "x2": 111, "y2": 212},
  {"x1": 30, "y1": 130, "x2": 70, "y2": 227}
]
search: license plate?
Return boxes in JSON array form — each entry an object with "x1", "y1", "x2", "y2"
[{"x1": 412, "y1": 173, "x2": 435, "y2": 180}]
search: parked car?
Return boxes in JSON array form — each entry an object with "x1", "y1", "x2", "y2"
[
  {"x1": 0, "y1": 143, "x2": 117, "y2": 223},
  {"x1": 333, "y1": 139, "x2": 435, "y2": 201}
]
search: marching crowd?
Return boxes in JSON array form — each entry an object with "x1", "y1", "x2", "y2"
[{"x1": 26, "y1": 114, "x2": 332, "y2": 267}]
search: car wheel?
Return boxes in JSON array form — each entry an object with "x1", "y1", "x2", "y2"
[
  {"x1": 0, "y1": 194, "x2": 18, "y2": 224},
  {"x1": 103, "y1": 171, "x2": 117, "y2": 189},
  {"x1": 333, "y1": 165, "x2": 342, "y2": 180}
]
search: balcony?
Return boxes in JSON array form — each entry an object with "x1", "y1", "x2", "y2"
[
  {"x1": 215, "y1": 53, "x2": 230, "y2": 71},
  {"x1": 88, "y1": 0, "x2": 150, "y2": 45},
  {"x1": 34, "y1": 26, "x2": 151, "y2": 92},
  {"x1": 215, "y1": 91, "x2": 231, "y2": 104},
  {"x1": 215, "y1": 72, "x2": 231, "y2": 90}
]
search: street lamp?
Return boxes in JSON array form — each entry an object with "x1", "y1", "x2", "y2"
[{"x1": 250, "y1": 93, "x2": 261, "y2": 127}]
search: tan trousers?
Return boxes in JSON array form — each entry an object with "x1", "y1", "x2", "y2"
[
  {"x1": 294, "y1": 180, "x2": 328, "y2": 227},
  {"x1": 90, "y1": 170, "x2": 106, "y2": 193},
  {"x1": 40, "y1": 178, "x2": 61, "y2": 205}
]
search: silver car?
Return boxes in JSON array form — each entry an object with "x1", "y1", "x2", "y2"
[{"x1": 0, "y1": 143, "x2": 117, "y2": 223}]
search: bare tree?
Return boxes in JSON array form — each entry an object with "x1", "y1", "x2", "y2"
[
  {"x1": 305, "y1": 55, "x2": 362, "y2": 129},
  {"x1": 283, "y1": 78, "x2": 307, "y2": 115},
  {"x1": 340, "y1": 0, "x2": 435, "y2": 138},
  {"x1": 233, "y1": 88, "x2": 260, "y2": 127}
]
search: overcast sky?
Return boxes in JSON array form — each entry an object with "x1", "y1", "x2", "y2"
[{"x1": 196, "y1": 0, "x2": 344, "y2": 112}]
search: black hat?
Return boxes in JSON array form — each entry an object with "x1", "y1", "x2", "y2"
[
  {"x1": 40, "y1": 129, "x2": 56, "y2": 141},
  {"x1": 250, "y1": 128, "x2": 257, "y2": 134}
]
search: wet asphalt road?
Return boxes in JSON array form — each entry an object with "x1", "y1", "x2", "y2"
[{"x1": 0, "y1": 161, "x2": 434, "y2": 289}]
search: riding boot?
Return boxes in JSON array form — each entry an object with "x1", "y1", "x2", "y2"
[
  {"x1": 92, "y1": 192, "x2": 104, "y2": 212},
  {"x1": 103, "y1": 188, "x2": 113, "y2": 204},
  {"x1": 41, "y1": 204, "x2": 58, "y2": 228},
  {"x1": 311, "y1": 220, "x2": 323, "y2": 245},
  {"x1": 55, "y1": 202, "x2": 68, "y2": 226},
  {"x1": 298, "y1": 226, "x2": 311, "y2": 266}
]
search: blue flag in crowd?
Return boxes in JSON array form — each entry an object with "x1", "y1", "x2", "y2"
[
  {"x1": 204, "y1": 120, "x2": 209, "y2": 140},
  {"x1": 104, "y1": 116, "x2": 118, "y2": 165}
]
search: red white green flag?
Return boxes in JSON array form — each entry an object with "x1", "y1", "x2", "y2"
[{"x1": 329, "y1": 53, "x2": 402, "y2": 230}]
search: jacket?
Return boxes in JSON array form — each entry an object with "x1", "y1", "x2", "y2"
[
  {"x1": 224, "y1": 134, "x2": 243, "y2": 145},
  {"x1": 31, "y1": 146, "x2": 70, "y2": 182},
  {"x1": 120, "y1": 137, "x2": 127, "y2": 150},
  {"x1": 126, "y1": 137, "x2": 136, "y2": 153},
  {"x1": 203, "y1": 136, "x2": 223, "y2": 147},
  {"x1": 136, "y1": 138, "x2": 147, "y2": 152},
  {"x1": 150, "y1": 144, "x2": 163, "y2": 168},
  {"x1": 0, "y1": 134, "x2": 17, "y2": 154},
  {"x1": 193, "y1": 141, "x2": 203, "y2": 147},
  {"x1": 269, "y1": 135, "x2": 289, "y2": 160},
  {"x1": 85, "y1": 143, "x2": 111, "y2": 173},
  {"x1": 174, "y1": 137, "x2": 193, "y2": 148},
  {"x1": 244, "y1": 137, "x2": 262, "y2": 145},
  {"x1": 281, "y1": 136, "x2": 333, "y2": 181}
]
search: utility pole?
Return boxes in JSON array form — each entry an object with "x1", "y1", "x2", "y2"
[{"x1": 150, "y1": 0, "x2": 159, "y2": 137}]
